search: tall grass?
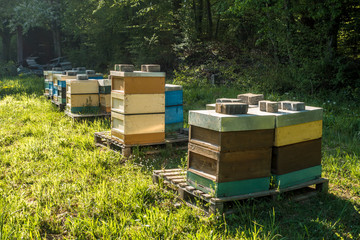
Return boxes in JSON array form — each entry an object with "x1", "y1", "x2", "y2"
[{"x1": 0, "y1": 76, "x2": 359, "y2": 238}]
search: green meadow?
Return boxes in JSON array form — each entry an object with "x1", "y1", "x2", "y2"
[{"x1": 0, "y1": 76, "x2": 359, "y2": 239}]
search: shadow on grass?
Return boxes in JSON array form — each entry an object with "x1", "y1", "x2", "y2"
[{"x1": 223, "y1": 191, "x2": 360, "y2": 239}]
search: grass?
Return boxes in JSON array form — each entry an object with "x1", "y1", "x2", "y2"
[{"x1": 0, "y1": 76, "x2": 359, "y2": 239}]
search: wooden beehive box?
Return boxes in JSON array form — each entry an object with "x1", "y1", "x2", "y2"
[
  {"x1": 111, "y1": 91, "x2": 165, "y2": 114},
  {"x1": 110, "y1": 71, "x2": 165, "y2": 94},
  {"x1": 189, "y1": 125, "x2": 274, "y2": 152},
  {"x1": 165, "y1": 84, "x2": 183, "y2": 106},
  {"x1": 270, "y1": 106, "x2": 323, "y2": 188},
  {"x1": 100, "y1": 94, "x2": 111, "y2": 113},
  {"x1": 66, "y1": 94, "x2": 100, "y2": 113},
  {"x1": 66, "y1": 80, "x2": 99, "y2": 94},
  {"x1": 98, "y1": 79, "x2": 111, "y2": 94},
  {"x1": 165, "y1": 105, "x2": 183, "y2": 124},
  {"x1": 111, "y1": 111, "x2": 165, "y2": 145},
  {"x1": 188, "y1": 143, "x2": 272, "y2": 183},
  {"x1": 44, "y1": 79, "x2": 49, "y2": 90}
]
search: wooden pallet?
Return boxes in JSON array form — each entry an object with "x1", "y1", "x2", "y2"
[
  {"x1": 51, "y1": 100, "x2": 66, "y2": 111},
  {"x1": 152, "y1": 169, "x2": 329, "y2": 215},
  {"x1": 65, "y1": 111, "x2": 111, "y2": 120},
  {"x1": 94, "y1": 130, "x2": 189, "y2": 157}
]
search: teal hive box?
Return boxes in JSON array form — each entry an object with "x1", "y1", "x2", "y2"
[
  {"x1": 272, "y1": 165, "x2": 322, "y2": 189},
  {"x1": 187, "y1": 171, "x2": 270, "y2": 198}
]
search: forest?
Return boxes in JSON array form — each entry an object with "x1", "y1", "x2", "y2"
[{"x1": 0, "y1": 0, "x2": 359, "y2": 95}]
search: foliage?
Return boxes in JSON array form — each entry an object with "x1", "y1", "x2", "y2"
[{"x1": 0, "y1": 61, "x2": 17, "y2": 78}]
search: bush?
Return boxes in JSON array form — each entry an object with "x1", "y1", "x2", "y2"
[{"x1": 0, "y1": 61, "x2": 17, "y2": 77}]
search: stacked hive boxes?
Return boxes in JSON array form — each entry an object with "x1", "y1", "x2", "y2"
[
  {"x1": 165, "y1": 84, "x2": 184, "y2": 133},
  {"x1": 110, "y1": 64, "x2": 165, "y2": 145},
  {"x1": 271, "y1": 103, "x2": 323, "y2": 188},
  {"x1": 66, "y1": 75, "x2": 100, "y2": 114},
  {"x1": 43, "y1": 71, "x2": 50, "y2": 96},
  {"x1": 56, "y1": 71, "x2": 77, "y2": 105},
  {"x1": 48, "y1": 69, "x2": 63, "y2": 99},
  {"x1": 98, "y1": 78, "x2": 111, "y2": 113},
  {"x1": 187, "y1": 99, "x2": 275, "y2": 197}
]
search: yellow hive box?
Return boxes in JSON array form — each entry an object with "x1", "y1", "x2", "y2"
[
  {"x1": 66, "y1": 80, "x2": 99, "y2": 94},
  {"x1": 111, "y1": 91, "x2": 165, "y2": 114},
  {"x1": 111, "y1": 111, "x2": 165, "y2": 145},
  {"x1": 66, "y1": 94, "x2": 99, "y2": 108},
  {"x1": 274, "y1": 120, "x2": 322, "y2": 147}
]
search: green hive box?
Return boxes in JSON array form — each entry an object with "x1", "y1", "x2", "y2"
[
  {"x1": 187, "y1": 171, "x2": 270, "y2": 197},
  {"x1": 272, "y1": 165, "x2": 322, "y2": 189}
]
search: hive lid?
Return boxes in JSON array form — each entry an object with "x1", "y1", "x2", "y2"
[
  {"x1": 110, "y1": 71, "x2": 166, "y2": 77},
  {"x1": 165, "y1": 84, "x2": 183, "y2": 91},
  {"x1": 189, "y1": 108, "x2": 276, "y2": 132}
]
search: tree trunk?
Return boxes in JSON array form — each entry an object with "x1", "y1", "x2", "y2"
[
  {"x1": 284, "y1": 0, "x2": 293, "y2": 64},
  {"x1": 327, "y1": 16, "x2": 341, "y2": 60},
  {"x1": 1, "y1": 26, "x2": 12, "y2": 62},
  {"x1": 214, "y1": 14, "x2": 220, "y2": 40},
  {"x1": 197, "y1": 0, "x2": 203, "y2": 39},
  {"x1": 172, "y1": 0, "x2": 182, "y2": 38},
  {"x1": 205, "y1": 0, "x2": 212, "y2": 39},
  {"x1": 17, "y1": 26, "x2": 24, "y2": 65},
  {"x1": 192, "y1": 0, "x2": 199, "y2": 38},
  {"x1": 52, "y1": 27, "x2": 61, "y2": 58}
]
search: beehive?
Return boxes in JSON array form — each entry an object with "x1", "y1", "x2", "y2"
[
  {"x1": 110, "y1": 69, "x2": 166, "y2": 145},
  {"x1": 165, "y1": 84, "x2": 183, "y2": 133},
  {"x1": 66, "y1": 79, "x2": 100, "y2": 114},
  {"x1": 57, "y1": 85, "x2": 67, "y2": 104},
  {"x1": 187, "y1": 108, "x2": 275, "y2": 197},
  {"x1": 98, "y1": 79, "x2": 111, "y2": 94},
  {"x1": 271, "y1": 106, "x2": 323, "y2": 188}
]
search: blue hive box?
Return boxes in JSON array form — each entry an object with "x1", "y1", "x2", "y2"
[
  {"x1": 165, "y1": 105, "x2": 183, "y2": 124},
  {"x1": 165, "y1": 84, "x2": 183, "y2": 106}
]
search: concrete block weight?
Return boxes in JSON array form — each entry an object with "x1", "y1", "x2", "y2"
[
  {"x1": 237, "y1": 93, "x2": 264, "y2": 105},
  {"x1": 215, "y1": 102, "x2": 249, "y2": 115},
  {"x1": 216, "y1": 98, "x2": 242, "y2": 103},
  {"x1": 280, "y1": 101, "x2": 306, "y2": 111},
  {"x1": 114, "y1": 64, "x2": 134, "y2": 72},
  {"x1": 86, "y1": 70, "x2": 96, "y2": 75},
  {"x1": 266, "y1": 102, "x2": 279, "y2": 113},
  {"x1": 77, "y1": 74, "x2": 88, "y2": 80},
  {"x1": 141, "y1": 64, "x2": 161, "y2": 72},
  {"x1": 64, "y1": 70, "x2": 77, "y2": 76},
  {"x1": 259, "y1": 100, "x2": 270, "y2": 111}
]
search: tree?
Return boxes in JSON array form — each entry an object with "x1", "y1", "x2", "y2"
[{"x1": 0, "y1": 0, "x2": 18, "y2": 62}]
